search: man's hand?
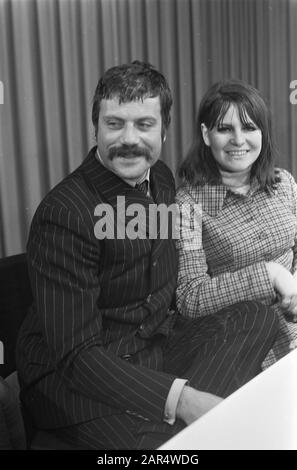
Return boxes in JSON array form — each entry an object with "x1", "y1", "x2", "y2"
[{"x1": 176, "y1": 385, "x2": 223, "y2": 425}]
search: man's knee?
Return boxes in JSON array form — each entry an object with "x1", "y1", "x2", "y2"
[{"x1": 226, "y1": 300, "x2": 279, "y2": 338}]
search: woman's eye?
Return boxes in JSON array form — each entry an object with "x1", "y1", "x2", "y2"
[
  {"x1": 217, "y1": 126, "x2": 230, "y2": 132},
  {"x1": 244, "y1": 125, "x2": 257, "y2": 131}
]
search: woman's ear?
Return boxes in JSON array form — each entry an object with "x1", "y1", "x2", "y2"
[{"x1": 201, "y1": 123, "x2": 210, "y2": 146}]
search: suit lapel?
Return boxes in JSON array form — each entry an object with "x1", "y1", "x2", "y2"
[
  {"x1": 150, "y1": 161, "x2": 176, "y2": 260},
  {"x1": 82, "y1": 147, "x2": 131, "y2": 204}
]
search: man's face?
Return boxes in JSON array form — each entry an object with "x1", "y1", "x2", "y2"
[{"x1": 96, "y1": 96, "x2": 163, "y2": 184}]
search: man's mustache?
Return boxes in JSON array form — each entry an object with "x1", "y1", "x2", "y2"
[{"x1": 108, "y1": 145, "x2": 152, "y2": 161}]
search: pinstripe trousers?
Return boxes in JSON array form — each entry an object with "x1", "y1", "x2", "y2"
[{"x1": 54, "y1": 300, "x2": 278, "y2": 450}]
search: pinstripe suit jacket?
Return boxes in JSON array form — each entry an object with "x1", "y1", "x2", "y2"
[{"x1": 16, "y1": 147, "x2": 179, "y2": 428}]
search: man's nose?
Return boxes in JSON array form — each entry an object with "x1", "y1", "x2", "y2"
[
  {"x1": 120, "y1": 124, "x2": 140, "y2": 145},
  {"x1": 230, "y1": 129, "x2": 245, "y2": 146}
]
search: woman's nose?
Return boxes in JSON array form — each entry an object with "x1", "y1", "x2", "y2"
[{"x1": 230, "y1": 129, "x2": 245, "y2": 146}]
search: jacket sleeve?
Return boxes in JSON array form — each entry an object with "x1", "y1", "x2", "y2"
[{"x1": 27, "y1": 201, "x2": 176, "y2": 423}]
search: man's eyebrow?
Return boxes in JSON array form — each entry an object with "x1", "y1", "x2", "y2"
[
  {"x1": 103, "y1": 115, "x2": 124, "y2": 120},
  {"x1": 137, "y1": 116, "x2": 157, "y2": 121},
  {"x1": 102, "y1": 115, "x2": 158, "y2": 122}
]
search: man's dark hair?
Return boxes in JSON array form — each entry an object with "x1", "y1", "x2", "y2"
[{"x1": 92, "y1": 60, "x2": 172, "y2": 138}]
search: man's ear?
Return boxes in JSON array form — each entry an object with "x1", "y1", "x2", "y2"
[{"x1": 201, "y1": 123, "x2": 210, "y2": 146}]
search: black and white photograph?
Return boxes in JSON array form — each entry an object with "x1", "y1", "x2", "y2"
[{"x1": 0, "y1": 0, "x2": 297, "y2": 454}]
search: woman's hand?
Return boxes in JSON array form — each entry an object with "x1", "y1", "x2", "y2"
[{"x1": 266, "y1": 262, "x2": 297, "y2": 320}]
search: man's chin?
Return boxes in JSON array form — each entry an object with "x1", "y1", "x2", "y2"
[
  {"x1": 113, "y1": 154, "x2": 149, "y2": 163},
  {"x1": 116, "y1": 155, "x2": 153, "y2": 171},
  {"x1": 113, "y1": 162, "x2": 149, "y2": 180}
]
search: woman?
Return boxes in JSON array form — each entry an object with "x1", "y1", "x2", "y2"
[{"x1": 176, "y1": 79, "x2": 297, "y2": 368}]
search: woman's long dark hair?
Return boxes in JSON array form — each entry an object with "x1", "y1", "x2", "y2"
[{"x1": 179, "y1": 79, "x2": 279, "y2": 190}]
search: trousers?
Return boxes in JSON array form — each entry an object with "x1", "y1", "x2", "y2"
[{"x1": 53, "y1": 300, "x2": 279, "y2": 449}]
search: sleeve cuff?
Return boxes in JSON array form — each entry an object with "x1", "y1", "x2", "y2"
[{"x1": 163, "y1": 378, "x2": 188, "y2": 425}]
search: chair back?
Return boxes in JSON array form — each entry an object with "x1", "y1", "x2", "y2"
[
  {"x1": 0, "y1": 254, "x2": 32, "y2": 378},
  {"x1": 0, "y1": 254, "x2": 78, "y2": 449}
]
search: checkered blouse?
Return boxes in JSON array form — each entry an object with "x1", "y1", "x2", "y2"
[{"x1": 176, "y1": 168, "x2": 297, "y2": 368}]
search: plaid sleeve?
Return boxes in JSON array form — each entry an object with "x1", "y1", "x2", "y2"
[
  {"x1": 279, "y1": 169, "x2": 297, "y2": 275},
  {"x1": 176, "y1": 189, "x2": 276, "y2": 318}
]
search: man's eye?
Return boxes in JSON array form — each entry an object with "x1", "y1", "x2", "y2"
[
  {"x1": 107, "y1": 121, "x2": 122, "y2": 129},
  {"x1": 138, "y1": 122, "x2": 153, "y2": 130}
]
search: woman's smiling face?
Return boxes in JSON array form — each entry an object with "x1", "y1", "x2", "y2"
[{"x1": 201, "y1": 103, "x2": 262, "y2": 175}]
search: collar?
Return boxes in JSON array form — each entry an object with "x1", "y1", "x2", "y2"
[
  {"x1": 135, "y1": 168, "x2": 150, "y2": 186},
  {"x1": 184, "y1": 178, "x2": 261, "y2": 217}
]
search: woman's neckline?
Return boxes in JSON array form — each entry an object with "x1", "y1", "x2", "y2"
[{"x1": 220, "y1": 169, "x2": 251, "y2": 195}]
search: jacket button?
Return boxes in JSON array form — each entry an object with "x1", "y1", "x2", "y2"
[
  {"x1": 259, "y1": 232, "x2": 267, "y2": 240},
  {"x1": 122, "y1": 354, "x2": 132, "y2": 361}
]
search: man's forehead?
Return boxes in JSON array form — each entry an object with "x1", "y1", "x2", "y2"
[{"x1": 100, "y1": 96, "x2": 161, "y2": 115}]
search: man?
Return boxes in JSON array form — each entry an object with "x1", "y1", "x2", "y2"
[{"x1": 16, "y1": 61, "x2": 278, "y2": 449}]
